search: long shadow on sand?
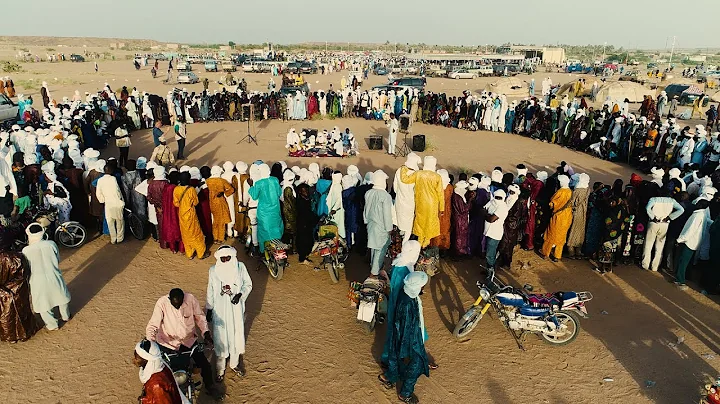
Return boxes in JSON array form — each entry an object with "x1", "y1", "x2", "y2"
[{"x1": 67, "y1": 237, "x2": 147, "y2": 314}]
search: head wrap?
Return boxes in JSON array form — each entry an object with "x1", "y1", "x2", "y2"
[
  {"x1": 467, "y1": 177, "x2": 479, "y2": 191},
  {"x1": 437, "y1": 169, "x2": 450, "y2": 189},
  {"x1": 210, "y1": 165, "x2": 223, "y2": 178},
  {"x1": 236, "y1": 161, "x2": 248, "y2": 174},
  {"x1": 403, "y1": 271, "x2": 428, "y2": 299},
  {"x1": 558, "y1": 175, "x2": 570, "y2": 188},
  {"x1": 575, "y1": 173, "x2": 590, "y2": 189},
  {"x1": 135, "y1": 340, "x2": 166, "y2": 384},
  {"x1": 405, "y1": 153, "x2": 421, "y2": 171},
  {"x1": 491, "y1": 169, "x2": 502, "y2": 183},
  {"x1": 506, "y1": 184, "x2": 520, "y2": 208},
  {"x1": 153, "y1": 166, "x2": 166, "y2": 181},
  {"x1": 423, "y1": 156, "x2": 437, "y2": 172},
  {"x1": 25, "y1": 222, "x2": 45, "y2": 245},
  {"x1": 493, "y1": 189, "x2": 507, "y2": 199},
  {"x1": 391, "y1": 240, "x2": 422, "y2": 270},
  {"x1": 372, "y1": 169, "x2": 388, "y2": 190},
  {"x1": 536, "y1": 171, "x2": 548, "y2": 183},
  {"x1": 213, "y1": 245, "x2": 240, "y2": 286}
]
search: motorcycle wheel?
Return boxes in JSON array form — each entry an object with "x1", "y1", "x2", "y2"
[
  {"x1": 128, "y1": 213, "x2": 145, "y2": 240},
  {"x1": 328, "y1": 259, "x2": 340, "y2": 284},
  {"x1": 361, "y1": 316, "x2": 377, "y2": 334},
  {"x1": 540, "y1": 310, "x2": 581, "y2": 346},
  {"x1": 268, "y1": 259, "x2": 284, "y2": 280},
  {"x1": 337, "y1": 239, "x2": 349, "y2": 263},
  {"x1": 453, "y1": 305, "x2": 484, "y2": 341},
  {"x1": 55, "y1": 222, "x2": 87, "y2": 248}
]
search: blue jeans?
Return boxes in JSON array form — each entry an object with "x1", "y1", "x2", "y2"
[{"x1": 485, "y1": 237, "x2": 500, "y2": 270}]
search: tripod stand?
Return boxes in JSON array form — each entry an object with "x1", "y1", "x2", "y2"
[
  {"x1": 239, "y1": 103, "x2": 258, "y2": 145},
  {"x1": 395, "y1": 132, "x2": 412, "y2": 158}
]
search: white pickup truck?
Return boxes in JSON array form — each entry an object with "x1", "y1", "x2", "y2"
[{"x1": 0, "y1": 94, "x2": 18, "y2": 128}]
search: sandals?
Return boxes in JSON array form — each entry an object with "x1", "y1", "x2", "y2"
[
  {"x1": 429, "y1": 362, "x2": 439, "y2": 370},
  {"x1": 377, "y1": 374, "x2": 394, "y2": 390},
  {"x1": 398, "y1": 394, "x2": 419, "y2": 404}
]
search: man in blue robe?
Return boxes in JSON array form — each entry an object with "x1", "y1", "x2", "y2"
[
  {"x1": 248, "y1": 164, "x2": 282, "y2": 252},
  {"x1": 378, "y1": 271, "x2": 429, "y2": 404}
]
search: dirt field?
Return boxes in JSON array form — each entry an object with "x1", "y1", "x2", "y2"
[{"x1": 1, "y1": 46, "x2": 719, "y2": 404}]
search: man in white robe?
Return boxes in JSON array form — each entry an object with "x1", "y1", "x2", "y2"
[
  {"x1": 23, "y1": 223, "x2": 71, "y2": 330},
  {"x1": 96, "y1": 163, "x2": 126, "y2": 244},
  {"x1": 387, "y1": 113, "x2": 399, "y2": 155},
  {"x1": 393, "y1": 153, "x2": 421, "y2": 242},
  {"x1": 206, "y1": 245, "x2": 252, "y2": 379}
]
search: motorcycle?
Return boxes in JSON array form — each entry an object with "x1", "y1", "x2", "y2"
[
  {"x1": 453, "y1": 271, "x2": 593, "y2": 349},
  {"x1": 14, "y1": 207, "x2": 87, "y2": 249},
  {"x1": 161, "y1": 342, "x2": 205, "y2": 404},
  {"x1": 311, "y1": 215, "x2": 349, "y2": 283},
  {"x1": 354, "y1": 276, "x2": 388, "y2": 334},
  {"x1": 262, "y1": 239, "x2": 290, "y2": 280}
]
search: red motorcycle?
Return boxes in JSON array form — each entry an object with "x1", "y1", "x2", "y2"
[{"x1": 311, "y1": 215, "x2": 348, "y2": 283}]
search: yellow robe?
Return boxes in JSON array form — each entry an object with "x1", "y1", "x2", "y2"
[
  {"x1": 401, "y1": 170, "x2": 444, "y2": 247},
  {"x1": 206, "y1": 177, "x2": 235, "y2": 242},
  {"x1": 173, "y1": 185, "x2": 207, "y2": 259},
  {"x1": 232, "y1": 174, "x2": 250, "y2": 235},
  {"x1": 541, "y1": 188, "x2": 573, "y2": 259}
]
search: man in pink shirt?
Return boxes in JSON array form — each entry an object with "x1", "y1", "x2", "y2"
[{"x1": 146, "y1": 288, "x2": 221, "y2": 399}]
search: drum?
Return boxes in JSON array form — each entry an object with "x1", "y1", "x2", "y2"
[
  {"x1": 369, "y1": 135, "x2": 383, "y2": 150},
  {"x1": 412, "y1": 135, "x2": 426, "y2": 152}
]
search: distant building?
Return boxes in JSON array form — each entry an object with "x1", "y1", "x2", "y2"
[
  {"x1": 219, "y1": 45, "x2": 232, "y2": 51},
  {"x1": 688, "y1": 55, "x2": 707, "y2": 62},
  {"x1": 166, "y1": 43, "x2": 179, "y2": 50},
  {"x1": 497, "y1": 46, "x2": 566, "y2": 64}
]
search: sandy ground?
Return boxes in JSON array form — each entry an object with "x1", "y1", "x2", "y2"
[{"x1": 1, "y1": 48, "x2": 719, "y2": 404}]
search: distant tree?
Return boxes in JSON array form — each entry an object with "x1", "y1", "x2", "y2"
[{"x1": 228, "y1": 41, "x2": 236, "y2": 47}]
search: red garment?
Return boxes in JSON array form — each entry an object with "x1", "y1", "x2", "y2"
[
  {"x1": 148, "y1": 179, "x2": 168, "y2": 246},
  {"x1": 140, "y1": 367, "x2": 183, "y2": 404},
  {"x1": 521, "y1": 175, "x2": 544, "y2": 250},
  {"x1": 195, "y1": 186, "x2": 213, "y2": 239},
  {"x1": 307, "y1": 95, "x2": 319, "y2": 118},
  {"x1": 451, "y1": 192, "x2": 471, "y2": 255},
  {"x1": 161, "y1": 184, "x2": 183, "y2": 252},
  {"x1": 629, "y1": 173, "x2": 642, "y2": 188}
]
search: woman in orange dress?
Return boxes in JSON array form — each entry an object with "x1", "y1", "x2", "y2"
[
  {"x1": 206, "y1": 166, "x2": 235, "y2": 243},
  {"x1": 541, "y1": 175, "x2": 573, "y2": 261},
  {"x1": 173, "y1": 172, "x2": 208, "y2": 259}
]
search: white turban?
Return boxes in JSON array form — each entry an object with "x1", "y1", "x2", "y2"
[
  {"x1": 423, "y1": 156, "x2": 437, "y2": 172},
  {"x1": 210, "y1": 165, "x2": 223, "y2": 178},
  {"x1": 236, "y1": 161, "x2": 248, "y2": 174},
  {"x1": 437, "y1": 169, "x2": 450, "y2": 190},
  {"x1": 153, "y1": 166, "x2": 166, "y2": 180},
  {"x1": 491, "y1": 169, "x2": 502, "y2": 183},
  {"x1": 372, "y1": 169, "x2": 388, "y2": 190},
  {"x1": 575, "y1": 173, "x2": 590, "y2": 189},
  {"x1": 558, "y1": 175, "x2": 570, "y2": 188},
  {"x1": 536, "y1": 171, "x2": 548, "y2": 183}
]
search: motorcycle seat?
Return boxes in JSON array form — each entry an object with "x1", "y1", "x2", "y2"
[
  {"x1": 496, "y1": 292, "x2": 526, "y2": 307},
  {"x1": 518, "y1": 306, "x2": 550, "y2": 317},
  {"x1": 527, "y1": 293, "x2": 562, "y2": 308}
]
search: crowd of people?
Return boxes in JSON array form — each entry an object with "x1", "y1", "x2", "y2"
[{"x1": 2, "y1": 75, "x2": 720, "y2": 403}]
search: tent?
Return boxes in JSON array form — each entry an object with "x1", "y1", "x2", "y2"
[
  {"x1": 484, "y1": 77, "x2": 528, "y2": 98},
  {"x1": 681, "y1": 85, "x2": 703, "y2": 95},
  {"x1": 710, "y1": 90, "x2": 720, "y2": 102},
  {"x1": 594, "y1": 81, "x2": 654, "y2": 103},
  {"x1": 555, "y1": 81, "x2": 592, "y2": 98}
]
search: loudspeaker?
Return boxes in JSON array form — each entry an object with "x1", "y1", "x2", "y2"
[
  {"x1": 412, "y1": 135, "x2": 425, "y2": 152},
  {"x1": 400, "y1": 115, "x2": 410, "y2": 131},
  {"x1": 369, "y1": 135, "x2": 383, "y2": 150}
]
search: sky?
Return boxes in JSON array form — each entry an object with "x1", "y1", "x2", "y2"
[{"x1": 5, "y1": 0, "x2": 720, "y2": 49}]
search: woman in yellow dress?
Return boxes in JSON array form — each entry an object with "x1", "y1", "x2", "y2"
[
  {"x1": 173, "y1": 172, "x2": 208, "y2": 259},
  {"x1": 541, "y1": 175, "x2": 573, "y2": 262}
]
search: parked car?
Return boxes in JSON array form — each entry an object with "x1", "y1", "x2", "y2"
[
  {"x1": 427, "y1": 66, "x2": 448, "y2": 77},
  {"x1": 0, "y1": 94, "x2": 19, "y2": 128},
  {"x1": 177, "y1": 61, "x2": 192, "y2": 72},
  {"x1": 387, "y1": 76, "x2": 426, "y2": 89},
  {"x1": 371, "y1": 85, "x2": 414, "y2": 95},
  {"x1": 374, "y1": 66, "x2": 389, "y2": 75},
  {"x1": 177, "y1": 72, "x2": 200, "y2": 84},
  {"x1": 470, "y1": 65, "x2": 494, "y2": 76},
  {"x1": 221, "y1": 61, "x2": 236, "y2": 72},
  {"x1": 662, "y1": 84, "x2": 710, "y2": 106},
  {"x1": 493, "y1": 64, "x2": 520, "y2": 76},
  {"x1": 69, "y1": 54, "x2": 85, "y2": 62},
  {"x1": 390, "y1": 65, "x2": 403, "y2": 74},
  {"x1": 618, "y1": 70, "x2": 646, "y2": 85},
  {"x1": 697, "y1": 70, "x2": 720, "y2": 83},
  {"x1": 448, "y1": 69, "x2": 477, "y2": 79},
  {"x1": 299, "y1": 62, "x2": 318, "y2": 74},
  {"x1": 204, "y1": 60, "x2": 218, "y2": 72},
  {"x1": 279, "y1": 83, "x2": 309, "y2": 96}
]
